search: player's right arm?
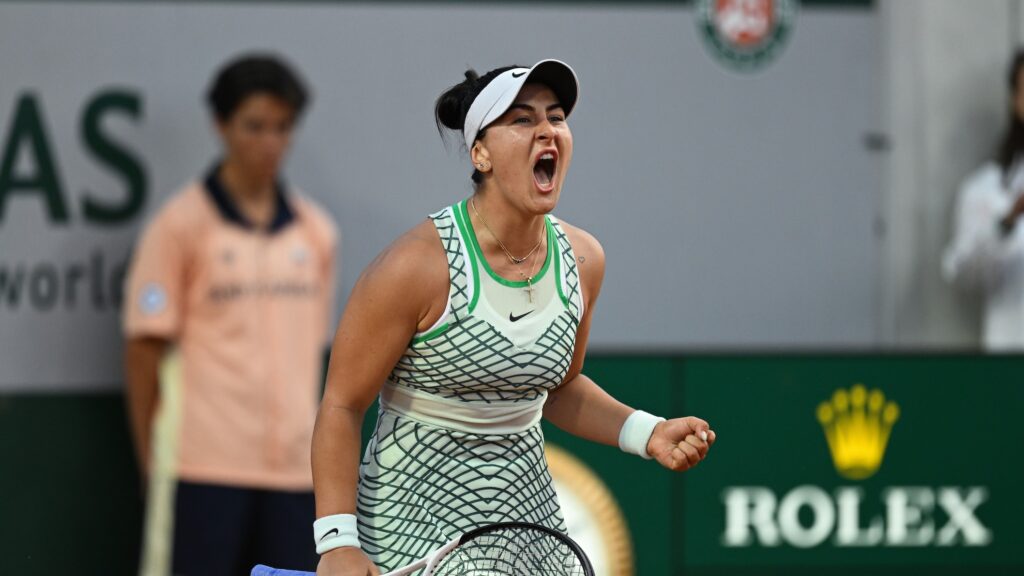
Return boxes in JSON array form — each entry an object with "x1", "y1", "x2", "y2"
[{"x1": 312, "y1": 219, "x2": 448, "y2": 576}]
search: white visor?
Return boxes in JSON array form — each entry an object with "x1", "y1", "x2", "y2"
[{"x1": 463, "y1": 59, "x2": 579, "y2": 151}]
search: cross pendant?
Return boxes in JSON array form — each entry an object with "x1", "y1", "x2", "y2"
[{"x1": 524, "y1": 279, "x2": 535, "y2": 303}]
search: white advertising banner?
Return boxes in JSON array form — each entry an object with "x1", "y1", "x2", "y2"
[{"x1": 0, "y1": 1, "x2": 880, "y2": 390}]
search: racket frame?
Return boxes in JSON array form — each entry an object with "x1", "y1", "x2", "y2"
[{"x1": 383, "y1": 521, "x2": 595, "y2": 576}]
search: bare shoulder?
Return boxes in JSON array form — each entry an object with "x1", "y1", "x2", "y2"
[
  {"x1": 356, "y1": 218, "x2": 448, "y2": 308},
  {"x1": 552, "y1": 217, "x2": 605, "y2": 309},
  {"x1": 554, "y1": 218, "x2": 606, "y2": 276}
]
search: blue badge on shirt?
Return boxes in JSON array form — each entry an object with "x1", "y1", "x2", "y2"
[{"x1": 139, "y1": 283, "x2": 167, "y2": 315}]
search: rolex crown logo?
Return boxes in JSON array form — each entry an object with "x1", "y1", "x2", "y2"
[{"x1": 816, "y1": 384, "x2": 899, "y2": 480}]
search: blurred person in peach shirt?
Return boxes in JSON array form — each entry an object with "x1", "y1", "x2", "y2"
[{"x1": 123, "y1": 54, "x2": 337, "y2": 575}]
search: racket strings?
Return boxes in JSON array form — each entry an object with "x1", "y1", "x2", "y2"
[{"x1": 430, "y1": 527, "x2": 588, "y2": 576}]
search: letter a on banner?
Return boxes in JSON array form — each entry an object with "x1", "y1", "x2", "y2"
[{"x1": 0, "y1": 94, "x2": 69, "y2": 223}]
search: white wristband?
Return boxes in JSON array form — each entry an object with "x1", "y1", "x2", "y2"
[
  {"x1": 618, "y1": 410, "x2": 665, "y2": 459},
  {"x1": 313, "y1": 514, "x2": 361, "y2": 554}
]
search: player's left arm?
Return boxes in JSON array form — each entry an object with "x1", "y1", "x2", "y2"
[{"x1": 542, "y1": 222, "x2": 716, "y2": 472}]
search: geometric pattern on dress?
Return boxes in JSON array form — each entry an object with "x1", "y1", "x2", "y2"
[
  {"x1": 357, "y1": 412, "x2": 566, "y2": 573},
  {"x1": 549, "y1": 217, "x2": 583, "y2": 322},
  {"x1": 427, "y1": 207, "x2": 472, "y2": 324},
  {"x1": 359, "y1": 203, "x2": 581, "y2": 573},
  {"x1": 389, "y1": 314, "x2": 576, "y2": 403},
  {"x1": 388, "y1": 205, "x2": 580, "y2": 404}
]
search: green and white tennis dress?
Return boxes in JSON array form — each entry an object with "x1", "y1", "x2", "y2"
[{"x1": 356, "y1": 199, "x2": 584, "y2": 571}]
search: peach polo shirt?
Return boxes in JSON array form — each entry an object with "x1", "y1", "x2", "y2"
[{"x1": 123, "y1": 167, "x2": 337, "y2": 490}]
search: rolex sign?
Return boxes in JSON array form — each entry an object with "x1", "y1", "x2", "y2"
[{"x1": 678, "y1": 357, "x2": 1021, "y2": 575}]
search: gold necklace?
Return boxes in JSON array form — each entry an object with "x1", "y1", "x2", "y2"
[
  {"x1": 519, "y1": 237, "x2": 544, "y2": 303},
  {"x1": 470, "y1": 197, "x2": 544, "y2": 265}
]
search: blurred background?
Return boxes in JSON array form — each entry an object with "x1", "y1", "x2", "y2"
[{"x1": 1, "y1": 0, "x2": 1022, "y2": 574}]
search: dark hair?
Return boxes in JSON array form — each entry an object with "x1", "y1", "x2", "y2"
[
  {"x1": 207, "y1": 54, "x2": 310, "y2": 122},
  {"x1": 998, "y1": 49, "x2": 1024, "y2": 180},
  {"x1": 435, "y1": 65, "x2": 522, "y2": 185}
]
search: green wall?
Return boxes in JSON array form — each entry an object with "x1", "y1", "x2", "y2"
[
  {"x1": 1, "y1": 354, "x2": 1020, "y2": 574},
  {"x1": 0, "y1": 393, "x2": 142, "y2": 574},
  {"x1": 678, "y1": 356, "x2": 1023, "y2": 575}
]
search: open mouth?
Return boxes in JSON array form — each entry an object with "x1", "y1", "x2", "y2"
[{"x1": 533, "y1": 151, "x2": 557, "y2": 190}]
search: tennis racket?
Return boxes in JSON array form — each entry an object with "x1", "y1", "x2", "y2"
[{"x1": 252, "y1": 521, "x2": 594, "y2": 576}]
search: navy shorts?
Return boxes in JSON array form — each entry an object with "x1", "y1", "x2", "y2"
[{"x1": 171, "y1": 480, "x2": 318, "y2": 575}]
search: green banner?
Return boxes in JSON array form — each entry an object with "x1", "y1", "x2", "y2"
[
  {"x1": 2, "y1": 354, "x2": 1020, "y2": 575},
  {"x1": 678, "y1": 356, "x2": 1024, "y2": 575}
]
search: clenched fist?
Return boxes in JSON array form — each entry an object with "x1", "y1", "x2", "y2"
[{"x1": 646, "y1": 416, "x2": 716, "y2": 472}]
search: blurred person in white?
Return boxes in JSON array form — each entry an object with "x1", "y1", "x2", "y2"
[{"x1": 944, "y1": 49, "x2": 1024, "y2": 350}]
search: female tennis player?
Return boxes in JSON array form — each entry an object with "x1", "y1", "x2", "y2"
[{"x1": 311, "y1": 59, "x2": 716, "y2": 576}]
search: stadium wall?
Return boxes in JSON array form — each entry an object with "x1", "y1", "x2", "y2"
[
  {"x1": 4, "y1": 1, "x2": 1024, "y2": 575},
  {"x1": 2, "y1": 354, "x2": 1021, "y2": 574}
]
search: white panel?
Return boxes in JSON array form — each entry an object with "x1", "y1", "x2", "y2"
[{"x1": 0, "y1": 2, "x2": 881, "y2": 390}]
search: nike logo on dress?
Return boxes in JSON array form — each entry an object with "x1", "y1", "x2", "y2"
[
  {"x1": 320, "y1": 528, "x2": 339, "y2": 541},
  {"x1": 512, "y1": 71, "x2": 526, "y2": 78},
  {"x1": 509, "y1": 310, "x2": 534, "y2": 322}
]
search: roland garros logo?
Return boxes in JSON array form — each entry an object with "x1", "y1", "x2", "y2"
[{"x1": 696, "y1": 0, "x2": 796, "y2": 72}]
